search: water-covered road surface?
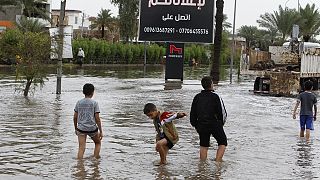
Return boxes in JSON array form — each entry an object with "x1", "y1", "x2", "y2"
[{"x1": 0, "y1": 65, "x2": 320, "y2": 179}]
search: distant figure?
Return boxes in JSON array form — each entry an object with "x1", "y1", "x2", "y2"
[
  {"x1": 188, "y1": 58, "x2": 198, "y2": 67},
  {"x1": 190, "y1": 76, "x2": 227, "y2": 162},
  {"x1": 74, "y1": 83, "x2": 103, "y2": 159},
  {"x1": 77, "y1": 48, "x2": 85, "y2": 66},
  {"x1": 143, "y1": 103, "x2": 187, "y2": 165},
  {"x1": 293, "y1": 81, "x2": 317, "y2": 141}
]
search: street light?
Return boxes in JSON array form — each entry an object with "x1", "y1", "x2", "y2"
[
  {"x1": 285, "y1": 0, "x2": 300, "y2": 11},
  {"x1": 230, "y1": 0, "x2": 237, "y2": 84},
  {"x1": 56, "y1": 0, "x2": 66, "y2": 94}
]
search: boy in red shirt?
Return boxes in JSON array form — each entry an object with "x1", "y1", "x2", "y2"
[{"x1": 143, "y1": 103, "x2": 187, "y2": 165}]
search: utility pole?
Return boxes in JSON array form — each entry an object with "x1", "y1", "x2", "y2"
[
  {"x1": 56, "y1": 0, "x2": 66, "y2": 94},
  {"x1": 230, "y1": 0, "x2": 237, "y2": 84},
  {"x1": 81, "y1": 12, "x2": 84, "y2": 38}
]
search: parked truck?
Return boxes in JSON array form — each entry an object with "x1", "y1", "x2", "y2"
[{"x1": 248, "y1": 42, "x2": 320, "y2": 97}]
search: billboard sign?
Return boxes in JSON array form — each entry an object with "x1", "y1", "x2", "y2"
[{"x1": 139, "y1": 0, "x2": 214, "y2": 43}]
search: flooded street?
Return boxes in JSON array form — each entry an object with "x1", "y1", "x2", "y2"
[{"x1": 1, "y1": 65, "x2": 320, "y2": 179}]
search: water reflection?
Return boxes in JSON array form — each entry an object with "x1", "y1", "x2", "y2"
[
  {"x1": 72, "y1": 158, "x2": 102, "y2": 180},
  {"x1": 185, "y1": 161, "x2": 224, "y2": 180},
  {"x1": 155, "y1": 165, "x2": 174, "y2": 179},
  {"x1": 294, "y1": 139, "x2": 314, "y2": 179}
]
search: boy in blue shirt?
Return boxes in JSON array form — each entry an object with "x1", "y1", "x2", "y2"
[{"x1": 293, "y1": 81, "x2": 317, "y2": 141}]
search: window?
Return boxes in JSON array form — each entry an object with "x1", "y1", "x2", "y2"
[{"x1": 75, "y1": 17, "x2": 78, "y2": 24}]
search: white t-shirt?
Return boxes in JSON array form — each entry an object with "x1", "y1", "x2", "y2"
[{"x1": 74, "y1": 98, "x2": 100, "y2": 131}]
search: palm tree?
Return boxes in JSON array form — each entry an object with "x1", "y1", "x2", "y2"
[
  {"x1": 210, "y1": 0, "x2": 224, "y2": 84},
  {"x1": 238, "y1": 25, "x2": 259, "y2": 48},
  {"x1": 91, "y1": 9, "x2": 113, "y2": 39},
  {"x1": 298, "y1": 4, "x2": 320, "y2": 42},
  {"x1": 16, "y1": 16, "x2": 46, "y2": 33},
  {"x1": 257, "y1": 5, "x2": 300, "y2": 42},
  {"x1": 222, "y1": 14, "x2": 232, "y2": 31}
]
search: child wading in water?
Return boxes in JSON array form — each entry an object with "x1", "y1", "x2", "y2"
[
  {"x1": 143, "y1": 103, "x2": 187, "y2": 165},
  {"x1": 74, "y1": 83, "x2": 103, "y2": 159},
  {"x1": 293, "y1": 81, "x2": 317, "y2": 141}
]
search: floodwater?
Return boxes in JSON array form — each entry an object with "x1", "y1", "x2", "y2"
[{"x1": 0, "y1": 65, "x2": 320, "y2": 180}]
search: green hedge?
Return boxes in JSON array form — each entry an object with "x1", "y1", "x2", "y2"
[{"x1": 72, "y1": 39, "x2": 209, "y2": 64}]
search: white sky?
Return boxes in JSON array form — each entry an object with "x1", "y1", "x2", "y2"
[{"x1": 51, "y1": 0, "x2": 319, "y2": 31}]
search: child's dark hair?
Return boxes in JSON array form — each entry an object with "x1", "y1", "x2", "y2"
[
  {"x1": 83, "y1": 83, "x2": 94, "y2": 96},
  {"x1": 201, "y1": 76, "x2": 213, "y2": 90},
  {"x1": 143, "y1": 103, "x2": 157, "y2": 114},
  {"x1": 304, "y1": 81, "x2": 313, "y2": 91}
]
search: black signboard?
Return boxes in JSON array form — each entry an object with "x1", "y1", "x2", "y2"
[
  {"x1": 139, "y1": 0, "x2": 214, "y2": 43},
  {"x1": 165, "y1": 43, "x2": 184, "y2": 80}
]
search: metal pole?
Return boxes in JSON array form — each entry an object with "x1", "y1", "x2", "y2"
[
  {"x1": 230, "y1": 0, "x2": 237, "y2": 84},
  {"x1": 81, "y1": 12, "x2": 84, "y2": 38},
  {"x1": 143, "y1": 41, "x2": 147, "y2": 77},
  {"x1": 56, "y1": 0, "x2": 66, "y2": 94},
  {"x1": 297, "y1": 0, "x2": 300, "y2": 12}
]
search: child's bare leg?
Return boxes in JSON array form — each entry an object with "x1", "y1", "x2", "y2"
[
  {"x1": 156, "y1": 139, "x2": 168, "y2": 164},
  {"x1": 91, "y1": 133, "x2": 101, "y2": 159},
  {"x1": 305, "y1": 129, "x2": 311, "y2": 141},
  {"x1": 200, "y1": 146, "x2": 208, "y2": 161},
  {"x1": 300, "y1": 129, "x2": 305, "y2": 138},
  {"x1": 77, "y1": 135, "x2": 87, "y2": 159},
  {"x1": 215, "y1": 145, "x2": 226, "y2": 162}
]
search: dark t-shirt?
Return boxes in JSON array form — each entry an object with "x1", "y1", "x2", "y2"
[
  {"x1": 298, "y1": 91, "x2": 317, "y2": 116},
  {"x1": 190, "y1": 90, "x2": 226, "y2": 132}
]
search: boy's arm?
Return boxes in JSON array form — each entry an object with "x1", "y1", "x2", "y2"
[
  {"x1": 314, "y1": 104, "x2": 317, "y2": 121},
  {"x1": 190, "y1": 97, "x2": 198, "y2": 127},
  {"x1": 160, "y1": 112, "x2": 187, "y2": 125},
  {"x1": 73, "y1": 112, "x2": 78, "y2": 131},
  {"x1": 293, "y1": 100, "x2": 300, "y2": 119},
  {"x1": 95, "y1": 113, "x2": 103, "y2": 140}
]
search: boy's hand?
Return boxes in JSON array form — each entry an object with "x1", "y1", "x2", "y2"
[
  {"x1": 314, "y1": 116, "x2": 317, "y2": 121},
  {"x1": 177, "y1": 112, "x2": 187, "y2": 119},
  {"x1": 293, "y1": 112, "x2": 297, "y2": 119},
  {"x1": 99, "y1": 132, "x2": 103, "y2": 140}
]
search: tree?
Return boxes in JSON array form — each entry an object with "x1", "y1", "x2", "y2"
[
  {"x1": 91, "y1": 9, "x2": 113, "y2": 39},
  {"x1": 257, "y1": 5, "x2": 300, "y2": 42},
  {"x1": 210, "y1": 0, "x2": 224, "y2": 84},
  {"x1": 20, "y1": 0, "x2": 50, "y2": 20},
  {"x1": 222, "y1": 14, "x2": 232, "y2": 31},
  {"x1": 0, "y1": 0, "x2": 19, "y2": 13},
  {"x1": 298, "y1": 4, "x2": 320, "y2": 42},
  {"x1": 0, "y1": 29, "x2": 51, "y2": 96},
  {"x1": 0, "y1": 0, "x2": 49, "y2": 20},
  {"x1": 16, "y1": 16, "x2": 46, "y2": 33},
  {"x1": 238, "y1": 25, "x2": 259, "y2": 48},
  {"x1": 111, "y1": 0, "x2": 139, "y2": 42}
]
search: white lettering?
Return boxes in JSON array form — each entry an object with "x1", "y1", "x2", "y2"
[{"x1": 149, "y1": 0, "x2": 205, "y2": 9}]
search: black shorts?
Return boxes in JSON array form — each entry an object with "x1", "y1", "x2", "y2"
[
  {"x1": 161, "y1": 134, "x2": 174, "y2": 149},
  {"x1": 198, "y1": 126, "x2": 227, "y2": 147}
]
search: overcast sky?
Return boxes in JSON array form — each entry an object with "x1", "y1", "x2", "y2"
[{"x1": 52, "y1": 0, "x2": 318, "y2": 31}]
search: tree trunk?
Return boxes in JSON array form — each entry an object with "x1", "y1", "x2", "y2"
[
  {"x1": 101, "y1": 25, "x2": 105, "y2": 39},
  {"x1": 210, "y1": 0, "x2": 224, "y2": 84},
  {"x1": 23, "y1": 78, "x2": 32, "y2": 97}
]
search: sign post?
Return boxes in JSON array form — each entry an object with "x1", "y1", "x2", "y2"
[
  {"x1": 138, "y1": 0, "x2": 214, "y2": 84},
  {"x1": 165, "y1": 43, "x2": 184, "y2": 81}
]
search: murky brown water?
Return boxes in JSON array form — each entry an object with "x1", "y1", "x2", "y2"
[{"x1": 1, "y1": 65, "x2": 320, "y2": 179}]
